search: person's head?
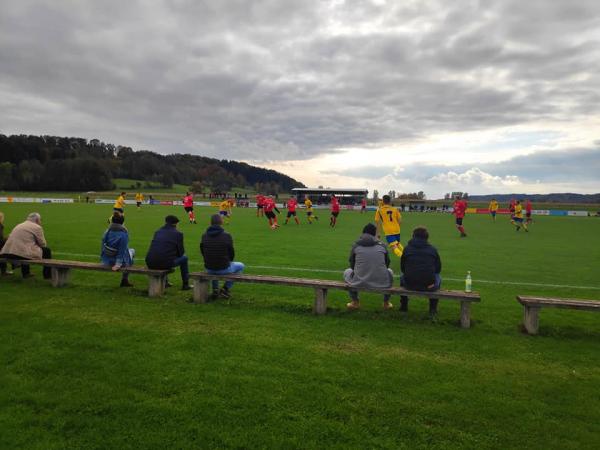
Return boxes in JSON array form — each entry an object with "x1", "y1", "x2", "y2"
[
  {"x1": 412, "y1": 226, "x2": 429, "y2": 241},
  {"x1": 121, "y1": 192, "x2": 126, "y2": 197},
  {"x1": 382, "y1": 194, "x2": 391, "y2": 204},
  {"x1": 185, "y1": 192, "x2": 189, "y2": 196},
  {"x1": 26, "y1": 212, "x2": 41, "y2": 225},
  {"x1": 517, "y1": 200, "x2": 521, "y2": 204},
  {"x1": 111, "y1": 213, "x2": 125, "y2": 225},
  {"x1": 165, "y1": 215, "x2": 180, "y2": 226},
  {"x1": 210, "y1": 214, "x2": 223, "y2": 226},
  {"x1": 491, "y1": 198, "x2": 496, "y2": 201},
  {"x1": 362, "y1": 223, "x2": 377, "y2": 236},
  {"x1": 455, "y1": 195, "x2": 461, "y2": 200}
]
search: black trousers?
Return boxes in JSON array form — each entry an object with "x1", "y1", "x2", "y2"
[{"x1": 3, "y1": 248, "x2": 52, "y2": 279}]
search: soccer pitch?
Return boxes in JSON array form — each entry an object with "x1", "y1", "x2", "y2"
[{"x1": 1, "y1": 202, "x2": 599, "y2": 449}]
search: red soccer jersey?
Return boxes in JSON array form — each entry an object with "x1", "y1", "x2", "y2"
[
  {"x1": 256, "y1": 195, "x2": 265, "y2": 206},
  {"x1": 526, "y1": 201, "x2": 532, "y2": 213},
  {"x1": 509, "y1": 199, "x2": 516, "y2": 212},
  {"x1": 183, "y1": 195, "x2": 193, "y2": 207},
  {"x1": 331, "y1": 198, "x2": 340, "y2": 213},
  {"x1": 263, "y1": 198, "x2": 276, "y2": 212},
  {"x1": 361, "y1": 199, "x2": 366, "y2": 207},
  {"x1": 287, "y1": 199, "x2": 297, "y2": 212},
  {"x1": 453, "y1": 200, "x2": 467, "y2": 218}
]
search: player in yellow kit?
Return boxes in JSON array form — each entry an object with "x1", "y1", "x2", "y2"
[
  {"x1": 488, "y1": 198, "x2": 498, "y2": 221},
  {"x1": 135, "y1": 192, "x2": 144, "y2": 210},
  {"x1": 374, "y1": 195, "x2": 403, "y2": 257},
  {"x1": 218, "y1": 199, "x2": 233, "y2": 224},
  {"x1": 510, "y1": 200, "x2": 528, "y2": 232},
  {"x1": 304, "y1": 196, "x2": 319, "y2": 224}
]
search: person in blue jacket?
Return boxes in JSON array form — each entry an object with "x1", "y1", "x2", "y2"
[{"x1": 101, "y1": 213, "x2": 135, "y2": 287}]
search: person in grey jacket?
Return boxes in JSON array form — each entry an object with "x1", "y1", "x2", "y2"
[{"x1": 343, "y1": 223, "x2": 394, "y2": 310}]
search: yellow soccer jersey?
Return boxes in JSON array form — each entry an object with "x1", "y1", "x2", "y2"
[
  {"x1": 514, "y1": 204, "x2": 523, "y2": 218},
  {"x1": 114, "y1": 195, "x2": 125, "y2": 209},
  {"x1": 375, "y1": 205, "x2": 401, "y2": 236},
  {"x1": 135, "y1": 193, "x2": 144, "y2": 202},
  {"x1": 219, "y1": 200, "x2": 231, "y2": 211},
  {"x1": 489, "y1": 200, "x2": 498, "y2": 211},
  {"x1": 304, "y1": 199, "x2": 313, "y2": 210}
]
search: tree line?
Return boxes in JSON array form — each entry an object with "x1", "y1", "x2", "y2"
[{"x1": 0, "y1": 135, "x2": 305, "y2": 193}]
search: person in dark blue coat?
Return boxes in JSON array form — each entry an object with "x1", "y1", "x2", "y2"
[
  {"x1": 145, "y1": 215, "x2": 191, "y2": 290},
  {"x1": 400, "y1": 226, "x2": 442, "y2": 319},
  {"x1": 101, "y1": 213, "x2": 135, "y2": 287}
]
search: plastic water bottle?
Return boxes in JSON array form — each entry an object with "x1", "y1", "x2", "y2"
[{"x1": 465, "y1": 271, "x2": 472, "y2": 293}]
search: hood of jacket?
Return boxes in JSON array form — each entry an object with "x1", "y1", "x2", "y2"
[
  {"x1": 206, "y1": 225, "x2": 224, "y2": 237},
  {"x1": 355, "y1": 233, "x2": 379, "y2": 247},
  {"x1": 108, "y1": 223, "x2": 128, "y2": 233},
  {"x1": 407, "y1": 237, "x2": 429, "y2": 248}
]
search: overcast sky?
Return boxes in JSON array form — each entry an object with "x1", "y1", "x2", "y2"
[{"x1": 1, "y1": 0, "x2": 599, "y2": 198}]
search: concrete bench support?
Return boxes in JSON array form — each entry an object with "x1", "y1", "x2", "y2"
[
  {"x1": 523, "y1": 305, "x2": 540, "y2": 335},
  {"x1": 460, "y1": 301, "x2": 471, "y2": 329},
  {"x1": 193, "y1": 280, "x2": 210, "y2": 303},
  {"x1": 51, "y1": 267, "x2": 71, "y2": 288},
  {"x1": 148, "y1": 274, "x2": 167, "y2": 298},
  {"x1": 313, "y1": 288, "x2": 328, "y2": 315}
]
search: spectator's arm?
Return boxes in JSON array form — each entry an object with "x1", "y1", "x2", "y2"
[
  {"x1": 384, "y1": 246, "x2": 390, "y2": 268},
  {"x1": 400, "y1": 253, "x2": 406, "y2": 273},
  {"x1": 35, "y1": 227, "x2": 47, "y2": 248},
  {"x1": 349, "y1": 246, "x2": 356, "y2": 270},
  {"x1": 435, "y1": 250, "x2": 442, "y2": 274},
  {"x1": 228, "y1": 235, "x2": 235, "y2": 260},
  {"x1": 177, "y1": 233, "x2": 185, "y2": 257},
  {"x1": 115, "y1": 234, "x2": 129, "y2": 267}
]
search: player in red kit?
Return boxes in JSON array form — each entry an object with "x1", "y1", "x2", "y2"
[
  {"x1": 509, "y1": 198, "x2": 516, "y2": 221},
  {"x1": 330, "y1": 195, "x2": 340, "y2": 227},
  {"x1": 452, "y1": 196, "x2": 468, "y2": 237},
  {"x1": 525, "y1": 199, "x2": 533, "y2": 225},
  {"x1": 285, "y1": 198, "x2": 300, "y2": 225},
  {"x1": 360, "y1": 197, "x2": 367, "y2": 213},
  {"x1": 183, "y1": 192, "x2": 196, "y2": 224},
  {"x1": 263, "y1": 197, "x2": 281, "y2": 229},
  {"x1": 256, "y1": 194, "x2": 265, "y2": 217}
]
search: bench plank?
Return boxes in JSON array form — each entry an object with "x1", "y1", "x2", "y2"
[{"x1": 516, "y1": 296, "x2": 600, "y2": 335}]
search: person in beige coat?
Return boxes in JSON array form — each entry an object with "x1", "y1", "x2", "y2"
[{"x1": 0, "y1": 212, "x2": 52, "y2": 278}]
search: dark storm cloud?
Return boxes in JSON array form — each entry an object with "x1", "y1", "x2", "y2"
[{"x1": 1, "y1": 0, "x2": 599, "y2": 163}]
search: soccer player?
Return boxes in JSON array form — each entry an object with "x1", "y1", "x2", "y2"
[
  {"x1": 330, "y1": 195, "x2": 340, "y2": 227},
  {"x1": 488, "y1": 198, "x2": 498, "y2": 221},
  {"x1": 511, "y1": 200, "x2": 529, "y2": 232},
  {"x1": 285, "y1": 197, "x2": 300, "y2": 225},
  {"x1": 452, "y1": 195, "x2": 468, "y2": 237},
  {"x1": 304, "y1": 196, "x2": 318, "y2": 224},
  {"x1": 525, "y1": 199, "x2": 533, "y2": 225},
  {"x1": 135, "y1": 192, "x2": 144, "y2": 210},
  {"x1": 183, "y1": 192, "x2": 196, "y2": 224},
  {"x1": 218, "y1": 198, "x2": 233, "y2": 224},
  {"x1": 256, "y1": 194, "x2": 265, "y2": 217},
  {"x1": 360, "y1": 197, "x2": 367, "y2": 214},
  {"x1": 263, "y1": 196, "x2": 280, "y2": 229},
  {"x1": 114, "y1": 192, "x2": 126, "y2": 214},
  {"x1": 509, "y1": 198, "x2": 516, "y2": 221},
  {"x1": 374, "y1": 195, "x2": 403, "y2": 257}
]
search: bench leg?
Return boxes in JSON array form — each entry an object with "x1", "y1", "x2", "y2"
[
  {"x1": 460, "y1": 301, "x2": 471, "y2": 329},
  {"x1": 193, "y1": 280, "x2": 210, "y2": 303},
  {"x1": 148, "y1": 275, "x2": 166, "y2": 297},
  {"x1": 51, "y1": 267, "x2": 71, "y2": 287},
  {"x1": 313, "y1": 288, "x2": 328, "y2": 315},
  {"x1": 523, "y1": 306, "x2": 540, "y2": 335}
]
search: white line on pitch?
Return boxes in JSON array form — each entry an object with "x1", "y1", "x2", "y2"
[{"x1": 53, "y1": 252, "x2": 600, "y2": 291}]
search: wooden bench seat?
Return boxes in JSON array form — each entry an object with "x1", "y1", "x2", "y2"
[
  {"x1": 0, "y1": 258, "x2": 172, "y2": 297},
  {"x1": 189, "y1": 273, "x2": 481, "y2": 328},
  {"x1": 517, "y1": 295, "x2": 600, "y2": 334}
]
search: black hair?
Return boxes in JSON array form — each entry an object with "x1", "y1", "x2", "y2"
[
  {"x1": 211, "y1": 214, "x2": 223, "y2": 226},
  {"x1": 111, "y1": 213, "x2": 125, "y2": 224},
  {"x1": 382, "y1": 195, "x2": 391, "y2": 204},
  {"x1": 362, "y1": 223, "x2": 377, "y2": 236},
  {"x1": 412, "y1": 226, "x2": 429, "y2": 240}
]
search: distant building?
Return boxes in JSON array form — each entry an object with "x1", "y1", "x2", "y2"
[{"x1": 291, "y1": 188, "x2": 368, "y2": 205}]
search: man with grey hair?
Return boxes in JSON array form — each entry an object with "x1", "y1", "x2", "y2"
[
  {"x1": 0, "y1": 212, "x2": 52, "y2": 279},
  {"x1": 200, "y1": 214, "x2": 244, "y2": 299}
]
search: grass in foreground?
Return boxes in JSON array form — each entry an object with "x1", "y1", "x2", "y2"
[{"x1": 1, "y1": 203, "x2": 599, "y2": 449}]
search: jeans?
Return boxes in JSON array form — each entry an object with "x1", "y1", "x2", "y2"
[
  {"x1": 172, "y1": 255, "x2": 190, "y2": 284},
  {"x1": 206, "y1": 262, "x2": 245, "y2": 290},
  {"x1": 343, "y1": 268, "x2": 393, "y2": 301},
  {"x1": 400, "y1": 273, "x2": 442, "y2": 312}
]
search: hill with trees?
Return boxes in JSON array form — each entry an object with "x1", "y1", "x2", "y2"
[{"x1": 0, "y1": 134, "x2": 305, "y2": 193}]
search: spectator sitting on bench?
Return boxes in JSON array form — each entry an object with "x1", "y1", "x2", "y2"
[
  {"x1": 101, "y1": 213, "x2": 135, "y2": 287},
  {"x1": 0, "y1": 211, "x2": 12, "y2": 276},
  {"x1": 0, "y1": 212, "x2": 52, "y2": 279},
  {"x1": 200, "y1": 214, "x2": 245, "y2": 300},
  {"x1": 400, "y1": 226, "x2": 442, "y2": 319},
  {"x1": 145, "y1": 215, "x2": 192, "y2": 290},
  {"x1": 343, "y1": 222, "x2": 394, "y2": 310}
]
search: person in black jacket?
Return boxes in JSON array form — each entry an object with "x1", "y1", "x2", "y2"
[
  {"x1": 399, "y1": 226, "x2": 442, "y2": 318},
  {"x1": 201, "y1": 214, "x2": 244, "y2": 299},
  {"x1": 145, "y1": 215, "x2": 191, "y2": 290}
]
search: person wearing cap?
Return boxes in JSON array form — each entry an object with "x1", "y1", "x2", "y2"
[
  {"x1": 101, "y1": 212, "x2": 135, "y2": 287},
  {"x1": 145, "y1": 215, "x2": 191, "y2": 290},
  {"x1": 343, "y1": 223, "x2": 394, "y2": 310},
  {"x1": 200, "y1": 214, "x2": 245, "y2": 299}
]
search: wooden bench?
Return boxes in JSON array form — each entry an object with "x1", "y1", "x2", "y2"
[
  {"x1": 189, "y1": 273, "x2": 481, "y2": 328},
  {"x1": 517, "y1": 295, "x2": 600, "y2": 335},
  {"x1": 0, "y1": 258, "x2": 172, "y2": 297}
]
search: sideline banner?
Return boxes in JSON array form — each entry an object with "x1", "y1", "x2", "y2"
[{"x1": 0, "y1": 197, "x2": 74, "y2": 204}]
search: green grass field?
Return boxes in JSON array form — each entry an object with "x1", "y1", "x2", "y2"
[{"x1": 1, "y1": 203, "x2": 599, "y2": 449}]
